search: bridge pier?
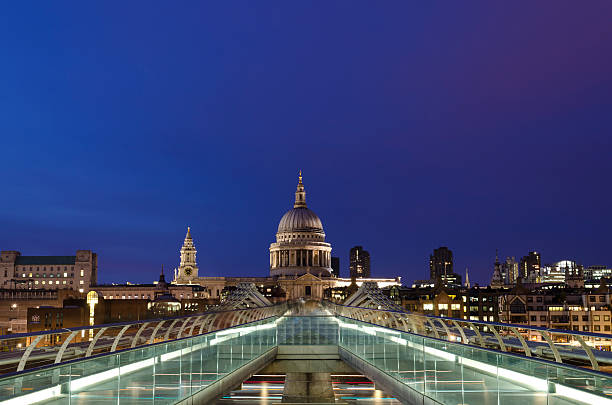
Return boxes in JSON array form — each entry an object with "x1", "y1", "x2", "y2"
[{"x1": 282, "y1": 372, "x2": 335, "y2": 403}]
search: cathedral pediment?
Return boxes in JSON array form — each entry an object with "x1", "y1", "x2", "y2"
[{"x1": 295, "y1": 273, "x2": 322, "y2": 282}]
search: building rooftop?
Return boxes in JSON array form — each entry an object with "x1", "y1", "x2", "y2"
[{"x1": 15, "y1": 256, "x2": 76, "y2": 265}]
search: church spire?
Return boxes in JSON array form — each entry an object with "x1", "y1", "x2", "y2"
[
  {"x1": 159, "y1": 264, "x2": 166, "y2": 283},
  {"x1": 294, "y1": 170, "x2": 307, "y2": 208},
  {"x1": 185, "y1": 226, "x2": 191, "y2": 240},
  {"x1": 465, "y1": 267, "x2": 470, "y2": 288}
]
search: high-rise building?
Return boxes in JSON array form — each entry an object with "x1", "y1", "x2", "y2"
[
  {"x1": 501, "y1": 257, "x2": 519, "y2": 285},
  {"x1": 349, "y1": 246, "x2": 370, "y2": 278},
  {"x1": 429, "y1": 247, "x2": 453, "y2": 280},
  {"x1": 519, "y1": 251, "x2": 541, "y2": 281},
  {"x1": 330, "y1": 256, "x2": 340, "y2": 278},
  {"x1": 429, "y1": 247, "x2": 461, "y2": 287}
]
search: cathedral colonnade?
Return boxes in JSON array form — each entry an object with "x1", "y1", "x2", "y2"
[{"x1": 270, "y1": 249, "x2": 331, "y2": 268}]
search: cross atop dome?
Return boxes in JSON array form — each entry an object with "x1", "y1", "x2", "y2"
[{"x1": 294, "y1": 170, "x2": 307, "y2": 208}]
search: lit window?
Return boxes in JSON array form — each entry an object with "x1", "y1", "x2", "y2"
[
  {"x1": 79, "y1": 288, "x2": 84, "y2": 293},
  {"x1": 35, "y1": 281, "x2": 39, "y2": 285},
  {"x1": 423, "y1": 303, "x2": 433, "y2": 310},
  {"x1": 451, "y1": 303, "x2": 461, "y2": 310},
  {"x1": 42, "y1": 281, "x2": 46, "y2": 285},
  {"x1": 80, "y1": 270, "x2": 84, "y2": 277},
  {"x1": 63, "y1": 281, "x2": 66, "y2": 284},
  {"x1": 438, "y1": 303, "x2": 448, "y2": 310},
  {"x1": 56, "y1": 281, "x2": 60, "y2": 285},
  {"x1": 63, "y1": 272, "x2": 67, "y2": 277},
  {"x1": 79, "y1": 280, "x2": 84, "y2": 285}
]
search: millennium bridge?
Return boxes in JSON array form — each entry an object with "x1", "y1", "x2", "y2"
[{"x1": 1, "y1": 282, "x2": 611, "y2": 404}]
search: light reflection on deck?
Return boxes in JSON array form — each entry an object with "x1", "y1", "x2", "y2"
[{"x1": 213, "y1": 373, "x2": 401, "y2": 404}]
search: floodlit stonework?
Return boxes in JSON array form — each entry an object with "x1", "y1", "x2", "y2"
[
  {"x1": 174, "y1": 227, "x2": 199, "y2": 283},
  {"x1": 269, "y1": 172, "x2": 333, "y2": 278},
  {"x1": 172, "y1": 172, "x2": 400, "y2": 300},
  {"x1": 0, "y1": 250, "x2": 97, "y2": 293}
]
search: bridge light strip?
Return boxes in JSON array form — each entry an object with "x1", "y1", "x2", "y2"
[
  {"x1": 0, "y1": 385, "x2": 62, "y2": 405},
  {"x1": 336, "y1": 318, "x2": 612, "y2": 405},
  {"x1": 0, "y1": 319, "x2": 279, "y2": 405}
]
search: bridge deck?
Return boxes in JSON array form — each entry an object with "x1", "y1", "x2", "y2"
[{"x1": 1, "y1": 313, "x2": 611, "y2": 405}]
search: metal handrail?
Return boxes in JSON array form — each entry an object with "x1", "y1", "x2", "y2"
[
  {"x1": 0, "y1": 314, "x2": 280, "y2": 381},
  {"x1": 0, "y1": 302, "x2": 288, "y2": 374},
  {"x1": 334, "y1": 313, "x2": 612, "y2": 383},
  {"x1": 327, "y1": 300, "x2": 612, "y2": 341},
  {"x1": 324, "y1": 300, "x2": 612, "y2": 371}
]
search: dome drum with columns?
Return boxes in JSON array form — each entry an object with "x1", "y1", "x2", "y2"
[{"x1": 269, "y1": 172, "x2": 333, "y2": 278}]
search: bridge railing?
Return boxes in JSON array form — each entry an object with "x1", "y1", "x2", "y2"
[
  {"x1": 323, "y1": 301, "x2": 612, "y2": 371},
  {"x1": 0, "y1": 316, "x2": 280, "y2": 405},
  {"x1": 0, "y1": 302, "x2": 287, "y2": 375},
  {"x1": 335, "y1": 315, "x2": 612, "y2": 405}
]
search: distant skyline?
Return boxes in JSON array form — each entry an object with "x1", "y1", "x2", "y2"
[{"x1": 1, "y1": 3, "x2": 611, "y2": 285}]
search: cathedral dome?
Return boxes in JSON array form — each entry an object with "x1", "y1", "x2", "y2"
[
  {"x1": 277, "y1": 207, "x2": 323, "y2": 233},
  {"x1": 269, "y1": 171, "x2": 333, "y2": 279}
]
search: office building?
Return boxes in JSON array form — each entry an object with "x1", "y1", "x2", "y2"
[
  {"x1": 330, "y1": 256, "x2": 340, "y2": 278},
  {"x1": 519, "y1": 251, "x2": 541, "y2": 281},
  {"x1": 349, "y1": 246, "x2": 371, "y2": 278}
]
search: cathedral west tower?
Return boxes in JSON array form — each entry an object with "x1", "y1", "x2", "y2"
[
  {"x1": 269, "y1": 172, "x2": 333, "y2": 278},
  {"x1": 176, "y1": 227, "x2": 198, "y2": 283}
]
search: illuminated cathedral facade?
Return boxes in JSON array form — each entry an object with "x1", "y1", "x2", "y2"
[{"x1": 172, "y1": 173, "x2": 400, "y2": 300}]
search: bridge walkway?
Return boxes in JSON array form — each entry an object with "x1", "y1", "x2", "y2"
[{"x1": 1, "y1": 306, "x2": 612, "y2": 404}]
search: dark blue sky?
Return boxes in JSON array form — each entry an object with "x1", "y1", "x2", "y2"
[{"x1": 1, "y1": 3, "x2": 611, "y2": 285}]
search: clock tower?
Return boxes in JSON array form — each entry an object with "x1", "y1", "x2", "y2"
[{"x1": 177, "y1": 227, "x2": 198, "y2": 282}]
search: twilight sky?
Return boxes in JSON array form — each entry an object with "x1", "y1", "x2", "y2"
[{"x1": 1, "y1": 3, "x2": 611, "y2": 285}]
